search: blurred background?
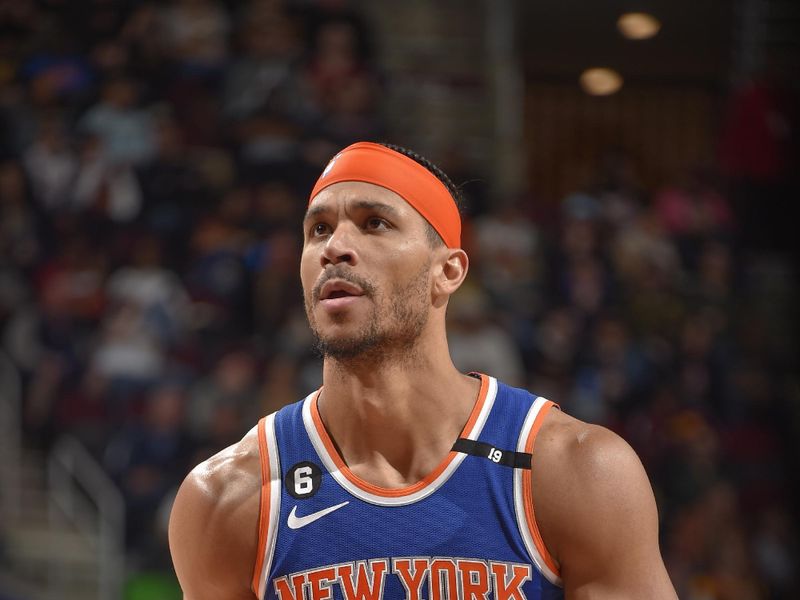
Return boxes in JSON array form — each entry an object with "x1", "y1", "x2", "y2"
[{"x1": 0, "y1": 0, "x2": 797, "y2": 598}]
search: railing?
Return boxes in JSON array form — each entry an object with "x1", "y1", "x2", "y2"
[
  {"x1": 0, "y1": 350, "x2": 22, "y2": 520},
  {"x1": 48, "y1": 435, "x2": 125, "y2": 600},
  {"x1": 486, "y1": 0, "x2": 526, "y2": 198},
  {"x1": 732, "y1": 0, "x2": 768, "y2": 81}
]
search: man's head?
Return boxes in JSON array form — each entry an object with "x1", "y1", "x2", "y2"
[{"x1": 300, "y1": 142, "x2": 468, "y2": 365}]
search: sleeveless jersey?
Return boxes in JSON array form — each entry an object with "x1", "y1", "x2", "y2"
[{"x1": 251, "y1": 374, "x2": 564, "y2": 600}]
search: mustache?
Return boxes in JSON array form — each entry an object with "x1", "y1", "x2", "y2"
[{"x1": 312, "y1": 267, "x2": 376, "y2": 303}]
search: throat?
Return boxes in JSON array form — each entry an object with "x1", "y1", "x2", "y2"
[
  {"x1": 315, "y1": 372, "x2": 483, "y2": 489},
  {"x1": 334, "y1": 412, "x2": 455, "y2": 489},
  {"x1": 350, "y1": 451, "x2": 440, "y2": 489}
]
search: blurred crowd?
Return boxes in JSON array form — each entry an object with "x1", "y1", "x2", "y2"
[{"x1": 0, "y1": 1, "x2": 797, "y2": 599}]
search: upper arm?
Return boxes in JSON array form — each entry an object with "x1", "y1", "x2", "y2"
[
  {"x1": 169, "y1": 448, "x2": 261, "y2": 600},
  {"x1": 533, "y1": 417, "x2": 678, "y2": 600}
]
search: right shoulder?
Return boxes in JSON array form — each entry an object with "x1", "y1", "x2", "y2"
[{"x1": 169, "y1": 425, "x2": 264, "y2": 600}]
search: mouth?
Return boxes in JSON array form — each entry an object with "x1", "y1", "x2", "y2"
[{"x1": 318, "y1": 279, "x2": 365, "y2": 305}]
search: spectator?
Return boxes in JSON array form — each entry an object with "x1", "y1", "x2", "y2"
[
  {"x1": 183, "y1": 199, "x2": 252, "y2": 339},
  {"x1": 22, "y1": 113, "x2": 78, "y2": 211},
  {"x1": 159, "y1": 0, "x2": 231, "y2": 77},
  {"x1": 24, "y1": 232, "x2": 107, "y2": 441},
  {"x1": 472, "y1": 199, "x2": 542, "y2": 312},
  {"x1": 72, "y1": 132, "x2": 144, "y2": 223},
  {"x1": 570, "y1": 314, "x2": 646, "y2": 424},
  {"x1": 528, "y1": 307, "x2": 581, "y2": 402},
  {"x1": 447, "y1": 282, "x2": 526, "y2": 387},
  {"x1": 0, "y1": 159, "x2": 40, "y2": 271},
  {"x1": 136, "y1": 112, "x2": 209, "y2": 261},
  {"x1": 223, "y1": 2, "x2": 300, "y2": 121},
  {"x1": 653, "y1": 166, "x2": 735, "y2": 270},
  {"x1": 105, "y1": 236, "x2": 191, "y2": 346},
  {"x1": 187, "y1": 348, "x2": 261, "y2": 449},
  {"x1": 104, "y1": 382, "x2": 193, "y2": 551},
  {"x1": 78, "y1": 75, "x2": 157, "y2": 166},
  {"x1": 299, "y1": 17, "x2": 370, "y2": 123},
  {"x1": 752, "y1": 507, "x2": 798, "y2": 598}
]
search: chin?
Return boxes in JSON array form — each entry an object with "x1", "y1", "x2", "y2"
[
  {"x1": 317, "y1": 310, "x2": 362, "y2": 330},
  {"x1": 315, "y1": 335, "x2": 381, "y2": 361},
  {"x1": 311, "y1": 319, "x2": 383, "y2": 359}
]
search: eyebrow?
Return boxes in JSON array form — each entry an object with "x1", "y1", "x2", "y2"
[{"x1": 303, "y1": 199, "x2": 402, "y2": 224}]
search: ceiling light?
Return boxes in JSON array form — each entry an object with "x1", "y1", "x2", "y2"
[
  {"x1": 617, "y1": 12, "x2": 661, "y2": 40},
  {"x1": 579, "y1": 68, "x2": 623, "y2": 96}
]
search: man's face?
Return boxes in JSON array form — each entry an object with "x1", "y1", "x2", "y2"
[{"x1": 301, "y1": 181, "x2": 435, "y2": 362}]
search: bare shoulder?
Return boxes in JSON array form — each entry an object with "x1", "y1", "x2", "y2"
[
  {"x1": 532, "y1": 409, "x2": 677, "y2": 599},
  {"x1": 532, "y1": 409, "x2": 649, "y2": 556},
  {"x1": 177, "y1": 424, "x2": 262, "y2": 517},
  {"x1": 535, "y1": 408, "x2": 644, "y2": 486},
  {"x1": 169, "y1": 426, "x2": 263, "y2": 600}
]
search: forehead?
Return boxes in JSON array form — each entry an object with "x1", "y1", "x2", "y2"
[{"x1": 305, "y1": 181, "x2": 423, "y2": 221}]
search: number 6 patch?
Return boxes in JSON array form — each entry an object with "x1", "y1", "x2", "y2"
[{"x1": 285, "y1": 461, "x2": 323, "y2": 499}]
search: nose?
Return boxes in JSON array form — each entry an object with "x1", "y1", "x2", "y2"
[{"x1": 320, "y1": 223, "x2": 359, "y2": 267}]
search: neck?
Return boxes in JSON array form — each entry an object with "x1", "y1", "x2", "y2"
[{"x1": 317, "y1": 337, "x2": 481, "y2": 488}]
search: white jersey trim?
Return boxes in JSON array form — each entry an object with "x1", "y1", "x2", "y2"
[
  {"x1": 513, "y1": 397, "x2": 563, "y2": 587},
  {"x1": 302, "y1": 376, "x2": 498, "y2": 507},
  {"x1": 256, "y1": 412, "x2": 282, "y2": 600}
]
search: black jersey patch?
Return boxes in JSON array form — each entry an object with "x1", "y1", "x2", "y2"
[
  {"x1": 285, "y1": 461, "x2": 323, "y2": 499},
  {"x1": 452, "y1": 438, "x2": 532, "y2": 469}
]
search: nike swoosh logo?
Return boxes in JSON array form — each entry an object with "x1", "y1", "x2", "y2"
[{"x1": 287, "y1": 501, "x2": 349, "y2": 529}]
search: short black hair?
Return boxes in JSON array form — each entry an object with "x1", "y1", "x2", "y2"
[{"x1": 379, "y1": 142, "x2": 463, "y2": 247}]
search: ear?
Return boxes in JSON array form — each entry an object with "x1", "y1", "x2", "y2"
[{"x1": 433, "y1": 248, "x2": 469, "y2": 300}]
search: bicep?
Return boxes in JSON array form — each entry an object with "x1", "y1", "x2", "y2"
[
  {"x1": 534, "y1": 425, "x2": 677, "y2": 599},
  {"x1": 169, "y1": 471, "x2": 257, "y2": 600}
]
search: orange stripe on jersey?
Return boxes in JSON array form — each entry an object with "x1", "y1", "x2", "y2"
[
  {"x1": 251, "y1": 417, "x2": 271, "y2": 596},
  {"x1": 309, "y1": 374, "x2": 490, "y2": 498},
  {"x1": 521, "y1": 401, "x2": 561, "y2": 578}
]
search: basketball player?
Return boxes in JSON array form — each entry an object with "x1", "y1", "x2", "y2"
[{"x1": 169, "y1": 142, "x2": 678, "y2": 599}]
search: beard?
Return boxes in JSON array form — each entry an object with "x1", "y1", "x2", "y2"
[{"x1": 305, "y1": 261, "x2": 431, "y2": 364}]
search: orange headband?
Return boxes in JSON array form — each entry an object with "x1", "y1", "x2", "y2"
[{"x1": 309, "y1": 142, "x2": 461, "y2": 248}]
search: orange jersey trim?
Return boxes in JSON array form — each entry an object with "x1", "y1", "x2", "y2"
[
  {"x1": 309, "y1": 373, "x2": 490, "y2": 498},
  {"x1": 251, "y1": 417, "x2": 271, "y2": 596},
  {"x1": 521, "y1": 401, "x2": 561, "y2": 578}
]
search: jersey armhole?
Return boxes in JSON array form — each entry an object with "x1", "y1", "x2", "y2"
[
  {"x1": 516, "y1": 399, "x2": 563, "y2": 586},
  {"x1": 251, "y1": 416, "x2": 271, "y2": 597}
]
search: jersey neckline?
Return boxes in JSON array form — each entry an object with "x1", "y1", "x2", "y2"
[{"x1": 302, "y1": 373, "x2": 497, "y2": 506}]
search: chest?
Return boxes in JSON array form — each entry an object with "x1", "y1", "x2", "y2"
[{"x1": 256, "y1": 378, "x2": 563, "y2": 600}]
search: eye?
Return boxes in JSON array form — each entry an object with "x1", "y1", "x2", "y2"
[
  {"x1": 365, "y1": 217, "x2": 390, "y2": 231},
  {"x1": 311, "y1": 222, "x2": 331, "y2": 237}
]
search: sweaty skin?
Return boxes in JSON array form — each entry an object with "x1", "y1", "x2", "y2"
[{"x1": 169, "y1": 181, "x2": 678, "y2": 599}]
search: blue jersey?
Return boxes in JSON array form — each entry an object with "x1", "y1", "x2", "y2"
[{"x1": 251, "y1": 374, "x2": 564, "y2": 600}]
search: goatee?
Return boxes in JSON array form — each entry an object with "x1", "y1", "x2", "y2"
[{"x1": 307, "y1": 262, "x2": 431, "y2": 365}]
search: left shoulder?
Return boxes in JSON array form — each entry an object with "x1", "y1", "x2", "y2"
[
  {"x1": 537, "y1": 409, "x2": 644, "y2": 485},
  {"x1": 533, "y1": 409, "x2": 652, "y2": 551},
  {"x1": 531, "y1": 409, "x2": 678, "y2": 598}
]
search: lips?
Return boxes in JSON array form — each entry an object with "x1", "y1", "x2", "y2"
[{"x1": 319, "y1": 279, "x2": 365, "y2": 301}]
